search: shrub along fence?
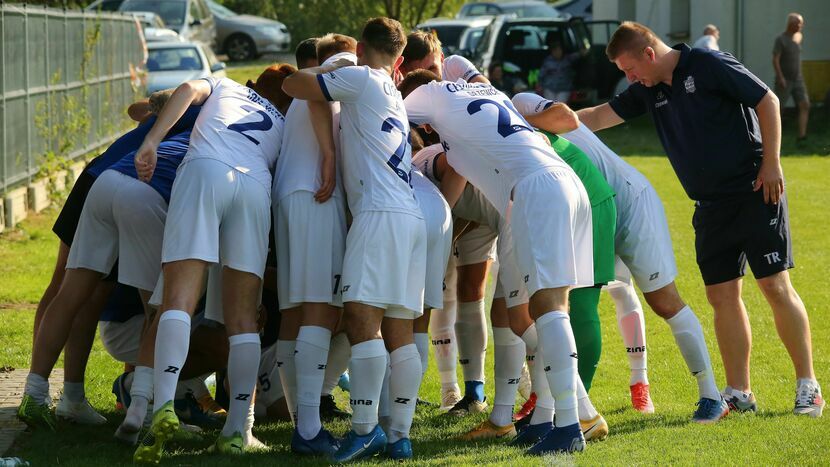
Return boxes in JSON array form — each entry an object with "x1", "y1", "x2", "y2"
[{"x1": 0, "y1": 3, "x2": 146, "y2": 195}]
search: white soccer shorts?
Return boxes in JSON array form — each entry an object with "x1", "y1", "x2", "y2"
[
  {"x1": 341, "y1": 211, "x2": 427, "y2": 319},
  {"x1": 67, "y1": 169, "x2": 166, "y2": 291},
  {"x1": 274, "y1": 191, "x2": 346, "y2": 309}
]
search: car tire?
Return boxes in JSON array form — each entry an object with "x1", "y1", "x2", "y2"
[{"x1": 225, "y1": 34, "x2": 257, "y2": 62}]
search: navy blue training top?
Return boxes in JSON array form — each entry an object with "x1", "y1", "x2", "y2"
[
  {"x1": 98, "y1": 284, "x2": 144, "y2": 323},
  {"x1": 609, "y1": 44, "x2": 769, "y2": 202},
  {"x1": 109, "y1": 130, "x2": 191, "y2": 203},
  {"x1": 86, "y1": 105, "x2": 202, "y2": 178}
]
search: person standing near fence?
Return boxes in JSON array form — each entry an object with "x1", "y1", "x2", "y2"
[{"x1": 773, "y1": 13, "x2": 810, "y2": 144}]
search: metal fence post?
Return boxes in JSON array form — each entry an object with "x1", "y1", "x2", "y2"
[{"x1": 24, "y1": 3, "x2": 31, "y2": 184}]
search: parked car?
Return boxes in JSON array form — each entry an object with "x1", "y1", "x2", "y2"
[
  {"x1": 145, "y1": 41, "x2": 225, "y2": 94},
  {"x1": 206, "y1": 0, "x2": 291, "y2": 61},
  {"x1": 415, "y1": 17, "x2": 493, "y2": 56},
  {"x1": 130, "y1": 11, "x2": 182, "y2": 42},
  {"x1": 87, "y1": 0, "x2": 216, "y2": 46},
  {"x1": 456, "y1": 1, "x2": 568, "y2": 19},
  {"x1": 550, "y1": 0, "x2": 593, "y2": 20},
  {"x1": 471, "y1": 15, "x2": 624, "y2": 107}
]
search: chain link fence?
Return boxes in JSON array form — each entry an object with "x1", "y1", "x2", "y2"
[{"x1": 1, "y1": 3, "x2": 146, "y2": 193}]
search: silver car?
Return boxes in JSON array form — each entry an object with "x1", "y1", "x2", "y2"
[
  {"x1": 206, "y1": 0, "x2": 291, "y2": 61},
  {"x1": 146, "y1": 41, "x2": 226, "y2": 95}
]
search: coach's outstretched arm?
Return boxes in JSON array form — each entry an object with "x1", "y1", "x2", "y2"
[
  {"x1": 134, "y1": 79, "x2": 212, "y2": 182},
  {"x1": 576, "y1": 103, "x2": 625, "y2": 132},
  {"x1": 753, "y1": 90, "x2": 784, "y2": 204}
]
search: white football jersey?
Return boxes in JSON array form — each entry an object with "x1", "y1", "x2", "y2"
[
  {"x1": 187, "y1": 77, "x2": 285, "y2": 192},
  {"x1": 412, "y1": 144, "x2": 501, "y2": 231},
  {"x1": 319, "y1": 65, "x2": 420, "y2": 218},
  {"x1": 273, "y1": 53, "x2": 356, "y2": 202},
  {"x1": 405, "y1": 81, "x2": 569, "y2": 216},
  {"x1": 442, "y1": 55, "x2": 482, "y2": 83},
  {"x1": 511, "y1": 92, "x2": 651, "y2": 205}
]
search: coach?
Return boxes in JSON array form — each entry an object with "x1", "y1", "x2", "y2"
[{"x1": 577, "y1": 22, "x2": 822, "y2": 417}]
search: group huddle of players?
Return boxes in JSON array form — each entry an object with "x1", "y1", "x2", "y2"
[{"x1": 20, "y1": 16, "x2": 811, "y2": 464}]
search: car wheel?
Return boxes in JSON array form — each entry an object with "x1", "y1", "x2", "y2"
[{"x1": 225, "y1": 34, "x2": 256, "y2": 61}]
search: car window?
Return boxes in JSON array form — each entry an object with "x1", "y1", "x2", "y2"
[
  {"x1": 122, "y1": 1, "x2": 187, "y2": 27},
  {"x1": 467, "y1": 5, "x2": 499, "y2": 16},
  {"x1": 463, "y1": 27, "x2": 485, "y2": 51},
  {"x1": 475, "y1": 22, "x2": 494, "y2": 56},
  {"x1": 504, "y1": 25, "x2": 545, "y2": 50},
  {"x1": 90, "y1": 0, "x2": 124, "y2": 11},
  {"x1": 423, "y1": 25, "x2": 468, "y2": 50},
  {"x1": 147, "y1": 47, "x2": 203, "y2": 71},
  {"x1": 190, "y1": 0, "x2": 204, "y2": 22}
]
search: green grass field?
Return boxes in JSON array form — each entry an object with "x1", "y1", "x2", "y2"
[{"x1": 1, "y1": 64, "x2": 828, "y2": 464}]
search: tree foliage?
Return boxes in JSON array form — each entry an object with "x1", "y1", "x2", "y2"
[{"x1": 219, "y1": 0, "x2": 466, "y2": 46}]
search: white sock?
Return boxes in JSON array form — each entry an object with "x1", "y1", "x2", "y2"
[
  {"x1": 609, "y1": 284, "x2": 649, "y2": 385},
  {"x1": 576, "y1": 377, "x2": 598, "y2": 420},
  {"x1": 430, "y1": 302, "x2": 458, "y2": 391},
  {"x1": 322, "y1": 332, "x2": 350, "y2": 395},
  {"x1": 520, "y1": 324, "x2": 539, "y2": 391},
  {"x1": 388, "y1": 344, "x2": 422, "y2": 443},
  {"x1": 378, "y1": 353, "x2": 392, "y2": 432},
  {"x1": 666, "y1": 306, "x2": 720, "y2": 400},
  {"x1": 63, "y1": 381, "x2": 85, "y2": 403},
  {"x1": 530, "y1": 352, "x2": 555, "y2": 425},
  {"x1": 275, "y1": 339, "x2": 297, "y2": 423},
  {"x1": 153, "y1": 310, "x2": 191, "y2": 412},
  {"x1": 349, "y1": 339, "x2": 387, "y2": 435},
  {"x1": 414, "y1": 333, "x2": 430, "y2": 380},
  {"x1": 295, "y1": 326, "x2": 331, "y2": 440},
  {"x1": 491, "y1": 328, "x2": 524, "y2": 426},
  {"x1": 222, "y1": 333, "x2": 260, "y2": 437},
  {"x1": 456, "y1": 300, "x2": 487, "y2": 383},
  {"x1": 536, "y1": 312, "x2": 579, "y2": 428},
  {"x1": 123, "y1": 366, "x2": 153, "y2": 431},
  {"x1": 243, "y1": 389, "x2": 257, "y2": 446},
  {"x1": 177, "y1": 375, "x2": 209, "y2": 399},
  {"x1": 25, "y1": 373, "x2": 49, "y2": 404}
]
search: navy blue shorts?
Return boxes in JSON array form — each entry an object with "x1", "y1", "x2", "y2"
[{"x1": 692, "y1": 190, "x2": 793, "y2": 285}]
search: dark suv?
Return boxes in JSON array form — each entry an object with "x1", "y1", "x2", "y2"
[{"x1": 468, "y1": 15, "x2": 624, "y2": 104}]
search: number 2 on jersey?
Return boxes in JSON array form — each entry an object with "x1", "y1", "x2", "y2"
[
  {"x1": 381, "y1": 117, "x2": 411, "y2": 184},
  {"x1": 466, "y1": 99, "x2": 533, "y2": 138},
  {"x1": 228, "y1": 104, "x2": 273, "y2": 145}
]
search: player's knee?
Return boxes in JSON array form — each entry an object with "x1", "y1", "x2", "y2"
[
  {"x1": 756, "y1": 273, "x2": 795, "y2": 303},
  {"x1": 799, "y1": 100, "x2": 810, "y2": 111},
  {"x1": 644, "y1": 287, "x2": 685, "y2": 319},
  {"x1": 457, "y1": 280, "x2": 485, "y2": 302}
]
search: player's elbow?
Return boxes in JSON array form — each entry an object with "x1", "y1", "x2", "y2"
[{"x1": 552, "y1": 103, "x2": 579, "y2": 132}]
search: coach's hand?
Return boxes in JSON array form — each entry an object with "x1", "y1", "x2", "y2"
[
  {"x1": 134, "y1": 140, "x2": 158, "y2": 183},
  {"x1": 754, "y1": 159, "x2": 784, "y2": 204},
  {"x1": 315, "y1": 151, "x2": 336, "y2": 203}
]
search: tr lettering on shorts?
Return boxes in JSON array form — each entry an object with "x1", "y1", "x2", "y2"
[{"x1": 764, "y1": 252, "x2": 781, "y2": 264}]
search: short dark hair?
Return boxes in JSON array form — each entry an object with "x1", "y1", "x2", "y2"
[
  {"x1": 397, "y1": 69, "x2": 440, "y2": 99},
  {"x1": 316, "y1": 33, "x2": 357, "y2": 64},
  {"x1": 295, "y1": 38, "x2": 319, "y2": 66},
  {"x1": 402, "y1": 30, "x2": 442, "y2": 64},
  {"x1": 606, "y1": 21, "x2": 659, "y2": 61},
  {"x1": 361, "y1": 17, "x2": 407, "y2": 57}
]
